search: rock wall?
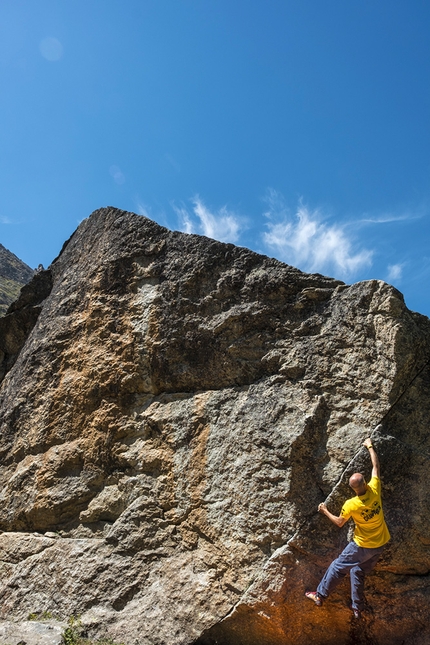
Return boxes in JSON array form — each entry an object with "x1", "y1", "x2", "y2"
[{"x1": 0, "y1": 208, "x2": 429, "y2": 645}]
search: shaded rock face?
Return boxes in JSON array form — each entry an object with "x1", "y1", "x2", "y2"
[{"x1": 0, "y1": 207, "x2": 429, "y2": 645}]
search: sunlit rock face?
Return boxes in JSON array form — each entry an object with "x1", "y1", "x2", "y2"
[{"x1": 0, "y1": 207, "x2": 429, "y2": 645}]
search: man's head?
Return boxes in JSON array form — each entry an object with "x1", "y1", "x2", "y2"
[{"x1": 349, "y1": 473, "x2": 367, "y2": 496}]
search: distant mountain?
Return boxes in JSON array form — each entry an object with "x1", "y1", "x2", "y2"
[{"x1": 0, "y1": 244, "x2": 35, "y2": 316}]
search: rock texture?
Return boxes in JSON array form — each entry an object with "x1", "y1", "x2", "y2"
[
  {"x1": 0, "y1": 618, "x2": 64, "y2": 645},
  {"x1": 0, "y1": 207, "x2": 429, "y2": 645},
  {"x1": 0, "y1": 243, "x2": 35, "y2": 317}
]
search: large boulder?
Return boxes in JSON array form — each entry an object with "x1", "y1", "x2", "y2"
[{"x1": 0, "y1": 207, "x2": 428, "y2": 645}]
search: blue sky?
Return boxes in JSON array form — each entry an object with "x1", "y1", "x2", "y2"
[{"x1": 1, "y1": 1, "x2": 429, "y2": 315}]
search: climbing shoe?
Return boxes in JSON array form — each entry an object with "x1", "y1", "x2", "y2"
[{"x1": 305, "y1": 591, "x2": 323, "y2": 606}]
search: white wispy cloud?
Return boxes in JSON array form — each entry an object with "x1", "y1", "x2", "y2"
[
  {"x1": 136, "y1": 202, "x2": 151, "y2": 218},
  {"x1": 109, "y1": 165, "x2": 125, "y2": 185},
  {"x1": 0, "y1": 216, "x2": 12, "y2": 224},
  {"x1": 164, "y1": 153, "x2": 181, "y2": 173},
  {"x1": 174, "y1": 205, "x2": 194, "y2": 234},
  {"x1": 359, "y1": 215, "x2": 415, "y2": 224},
  {"x1": 387, "y1": 263, "x2": 404, "y2": 282},
  {"x1": 262, "y1": 189, "x2": 372, "y2": 278},
  {"x1": 357, "y1": 206, "x2": 425, "y2": 225},
  {"x1": 173, "y1": 196, "x2": 244, "y2": 244},
  {"x1": 39, "y1": 37, "x2": 64, "y2": 62}
]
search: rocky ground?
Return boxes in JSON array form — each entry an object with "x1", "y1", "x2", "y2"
[
  {"x1": 0, "y1": 618, "x2": 64, "y2": 645},
  {"x1": 0, "y1": 208, "x2": 428, "y2": 645}
]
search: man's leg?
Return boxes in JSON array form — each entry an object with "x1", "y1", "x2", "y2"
[
  {"x1": 317, "y1": 541, "x2": 361, "y2": 599},
  {"x1": 350, "y1": 565, "x2": 365, "y2": 611},
  {"x1": 350, "y1": 546, "x2": 385, "y2": 611}
]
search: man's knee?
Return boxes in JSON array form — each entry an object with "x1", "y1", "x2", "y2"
[
  {"x1": 331, "y1": 560, "x2": 348, "y2": 578},
  {"x1": 350, "y1": 565, "x2": 365, "y2": 582}
]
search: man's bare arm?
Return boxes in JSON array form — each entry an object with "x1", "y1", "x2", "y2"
[
  {"x1": 363, "y1": 437, "x2": 380, "y2": 478},
  {"x1": 318, "y1": 503, "x2": 347, "y2": 528}
]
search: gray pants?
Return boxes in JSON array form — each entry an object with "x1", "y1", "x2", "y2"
[{"x1": 317, "y1": 540, "x2": 385, "y2": 610}]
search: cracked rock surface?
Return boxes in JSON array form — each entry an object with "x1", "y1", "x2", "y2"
[
  {"x1": 0, "y1": 208, "x2": 429, "y2": 645},
  {"x1": 0, "y1": 619, "x2": 64, "y2": 645}
]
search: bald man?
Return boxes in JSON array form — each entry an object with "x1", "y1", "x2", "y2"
[{"x1": 305, "y1": 437, "x2": 390, "y2": 619}]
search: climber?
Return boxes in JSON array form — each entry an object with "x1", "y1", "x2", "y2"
[{"x1": 305, "y1": 435, "x2": 390, "y2": 619}]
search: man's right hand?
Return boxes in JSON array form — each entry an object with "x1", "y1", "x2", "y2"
[
  {"x1": 363, "y1": 437, "x2": 373, "y2": 449},
  {"x1": 318, "y1": 502, "x2": 347, "y2": 528}
]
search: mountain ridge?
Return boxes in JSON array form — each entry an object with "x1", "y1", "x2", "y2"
[{"x1": 0, "y1": 243, "x2": 35, "y2": 316}]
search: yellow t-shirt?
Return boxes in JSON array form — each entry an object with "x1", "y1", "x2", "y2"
[{"x1": 340, "y1": 476, "x2": 390, "y2": 548}]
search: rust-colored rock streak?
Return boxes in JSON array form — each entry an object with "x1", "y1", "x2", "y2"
[{"x1": 0, "y1": 208, "x2": 429, "y2": 644}]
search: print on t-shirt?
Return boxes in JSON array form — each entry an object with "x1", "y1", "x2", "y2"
[{"x1": 361, "y1": 500, "x2": 381, "y2": 522}]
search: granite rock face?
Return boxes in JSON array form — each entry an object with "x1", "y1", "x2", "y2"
[
  {"x1": 0, "y1": 617, "x2": 64, "y2": 645},
  {"x1": 0, "y1": 208, "x2": 429, "y2": 645}
]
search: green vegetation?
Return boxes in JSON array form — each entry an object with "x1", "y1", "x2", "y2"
[
  {"x1": 28, "y1": 610, "x2": 55, "y2": 621},
  {"x1": 62, "y1": 615, "x2": 125, "y2": 645},
  {"x1": 26, "y1": 613, "x2": 124, "y2": 645},
  {"x1": 62, "y1": 615, "x2": 82, "y2": 645}
]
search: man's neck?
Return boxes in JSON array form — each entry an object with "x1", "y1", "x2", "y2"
[{"x1": 355, "y1": 484, "x2": 368, "y2": 497}]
